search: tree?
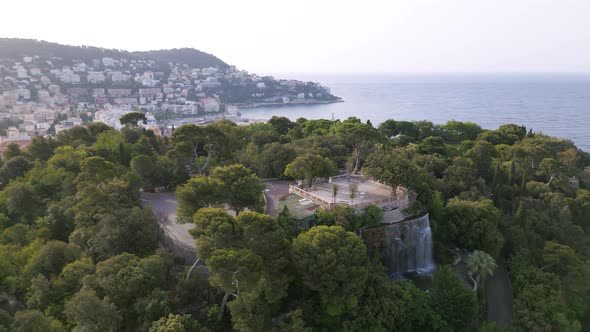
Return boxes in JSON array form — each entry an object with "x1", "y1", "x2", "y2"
[
  {"x1": 335, "y1": 121, "x2": 383, "y2": 173},
  {"x1": 211, "y1": 164, "x2": 265, "y2": 215},
  {"x1": 441, "y1": 198, "x2": 504, "y2": 257},
  {"x1": 360, "y1": 204, "x2": 383, "y2": 227},
  {"x1": 364, "y1": 147, "x2": 427, "y2": 191},
  {"x1": 349, "y1": 182, "x2": 358, "y2": 205},
  {"x1": 24, "y1": 240, "x2": 81, "y2": 279},
  {"x1": 130, "y1": 154, "x2": 156, "y2": 187},
  {"x1": 132, "y1": 136, "x2": 157, "y2": 158},
  {"x1": 176, "y1": 176, "x2": 222, "y2": 220},
  {"x1": 86, "y1": 122, "x2": 112, "y2": 139},
  {"x1": 342, "y1": 263, "x2": 437, "y2": 332},
  {"x1": 11, "y1": 310, "x2": 64, "y2": 332},
  {"x1": 430, "y1": 266, "x2": 478, "y2": 330},
  {"x1": 169, "y1": 124, "x2": 227, "y2": 175},
  {"x1": 88, "y1": 207, "x2": 158, "y2": 260},
  {"x1": 467, "y1": 141, "x2": 496, "y2": 180},
  {"x1": 541, "y1": 241, "x2": 580, "y2": 272},
  {"x1": 84, "y1": 252, "x2": 170, "y2": 319},
  {"x1": 65, "y1": 287, "x2": 122, "y2": 332},
  {"x1": 377, "y1": 119, "x2": 398, "y2": 138},
  {"x1": 56, "y1": 126, "x2": 92, "y2": 147},
  {"x1": 332, "y1": 184, "x2": 339, "y2": 204},
  {"x1": 3, "y1": 143, "x2": 22, "y2": 159},
  {"x1": 52, "y1": 257, "x2": 95, "y2": 299},
  {"x1": 120, "y1": 112, "x2": 147, "y2": 127},
  {"x1": 0, "y1": 156, "x2": 32, "y2": 186},
  {"x1": 416, "y1": 136, "x2": 448, "y2": 156},
  {"x1": 466, "y1": 250, "x2": 497, "y2": 291},
  {"x1": 3, "y1": 181, "x2": 44, "y2": 221},
  {"x1": 284, "y1": 153, "x2": 337, "y2": 188},
  {"x1": 439, "y1": 120, "x2": 483, "y2": 142},
  {"x1": 268, "y1": 116, "x2": 294, "y2": 135},
  {"x1": 47, "y1": 146, "x2": 87, "y2": 173},
  {"x1": 26, "y1": 136, "x2": 58, "y2": 161},
  {"x1": 291, "y1": 226, "x2": 368, "y2": 316},
  {"x1": 92, "y1": 130, "x2": 128, "y2": 163},
  {"x1": 254, "y1": 142, "x2": 296, "y2": 178},
  {"x1": 76, "y1": 156, "x2": 117, "y2": 185},
  {"x1": 149, "y1": 314, "x2": 207, "y2": 332}
]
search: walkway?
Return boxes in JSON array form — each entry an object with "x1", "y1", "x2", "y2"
[
  {"x1": 262, "y1": 180, "x2": 290, "y2": 217},
  {"x1": 485, "y1": 260, "x2": 513, "y2": 328},
  {"x1": 140, "y1": 192, "x2": 196, "y2": 262}
]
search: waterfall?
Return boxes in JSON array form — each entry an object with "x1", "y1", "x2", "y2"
[{"x1": 361, "y1": 214, "x2": 436, "y2": 277}]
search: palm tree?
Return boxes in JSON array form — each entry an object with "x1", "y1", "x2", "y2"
[{"x1": 466, "y1": 250, "x2": 497, "y2": 292}]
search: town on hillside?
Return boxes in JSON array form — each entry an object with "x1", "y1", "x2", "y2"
[{"x1": 0, "y1": 41, "x2": 341, "y2": 156}]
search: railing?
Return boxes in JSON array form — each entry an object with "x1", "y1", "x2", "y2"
[
  {"x1": 289, "y1": 184, "x2": 410, "y2": 210},
  {"x1": 289, "y1": 185, "x2": 332, "y2": 207}
]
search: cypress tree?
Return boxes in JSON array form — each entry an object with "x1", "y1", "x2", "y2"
[
  {"x1": 520, "y1": 169, "x2": 527, "y2": 196},
  {"x1": 508, "y1": 161, "x2": 516, "y2": 186}
]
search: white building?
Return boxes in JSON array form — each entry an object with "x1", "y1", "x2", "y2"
[
  {"x1": 102, "y1": 57, "x2": 116, "y2": 67},
  {"x1": 73, "y1": 63, "x2": 87, "y2": 72},
  {"x1": 111, "y1": 72, "x2": 130, "y2": 83},
  {"x1": 142, "y1": 78, "x2": 159, "y2": 87},
  {"x1": 60, "y1": 70, "x2": 81, "y2": 84},
  {"x1": 87, "y1": 71, "x2": 106, "y2": 84},
  {"x1": 200, "y1": 97, "x2": 220, "y2": 113}
]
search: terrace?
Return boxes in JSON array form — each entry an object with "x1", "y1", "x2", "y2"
[{"x1": 289, "y1": 174, "x2": 412, "y2": 211}]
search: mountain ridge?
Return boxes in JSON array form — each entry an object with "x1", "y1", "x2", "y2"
[{"x1": 0, "y1": 38, "x2": 229, "y2": 69}]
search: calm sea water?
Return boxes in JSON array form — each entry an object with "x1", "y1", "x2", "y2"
[{"x1": 240, "y1": 73, "x2": 590, "y2": 152}]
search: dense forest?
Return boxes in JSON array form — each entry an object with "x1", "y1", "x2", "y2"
[{"x1": 0, "y1": 115, "x2": 589, "y2": 331}]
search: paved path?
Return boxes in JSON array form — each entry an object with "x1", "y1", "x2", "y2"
[
  {"x1": 485, "y1": 261, "x2": 513, "y2": 328},
  {"x1": 140, "y1": 192, "x2": 196, "y2": 262},
  {"x1": 140, "y1": 182, "x2": 290, "y2": 261},
  {"x1": 263, "y1": 180, "x2": 290, "y2": 217}
]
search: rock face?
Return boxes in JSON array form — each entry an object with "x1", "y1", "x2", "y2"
[{"x1": 361, "y1": 214, "x2": 435, "y2": 277}]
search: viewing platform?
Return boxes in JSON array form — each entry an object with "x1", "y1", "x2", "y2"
[{"x1": 288, "y1": 174, "x2": 412, "y2": 213}]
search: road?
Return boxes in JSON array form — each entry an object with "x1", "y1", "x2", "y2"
[
  {"x1": 485, "y1": 260, "x2": 513, "y2": 328},
  {"x1": 140, "y1": 192, "x2": 196, "y2": 261},
  {"x1": 140, "y1": 180, "x2": 290, "y2": 262},
  {"x1": 262, "y1": 180, "x2": 291, "y2": 216}
]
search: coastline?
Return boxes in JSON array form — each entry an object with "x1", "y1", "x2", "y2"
[{"x1": 232, "y1": 98, "x2": 344, "y2": 109}]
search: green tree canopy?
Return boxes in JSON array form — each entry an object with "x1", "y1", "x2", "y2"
[{"x1": 291, "y1": 226, "x2": 368, "y2": 316}]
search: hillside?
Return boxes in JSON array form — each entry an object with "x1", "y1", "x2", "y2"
[
  {"x1": 0, "y1": 38, "x2": 339, "y2": 120},
  {"x1": 0, "y1": 38, "x2": 228, "y2": 69}
]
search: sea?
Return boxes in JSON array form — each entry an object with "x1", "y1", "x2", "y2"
[{"x1": 239, "y1": 73, "x2": 590, "y2": 152}]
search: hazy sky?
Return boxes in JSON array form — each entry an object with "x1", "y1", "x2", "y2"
[{"x1": 2, "y1": 0, "x2": 589, "y2": 73}]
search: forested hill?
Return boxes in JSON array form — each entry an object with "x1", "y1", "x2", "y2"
[{"x1": 0, "y1": 38, "x2": 229, "y2": 68}]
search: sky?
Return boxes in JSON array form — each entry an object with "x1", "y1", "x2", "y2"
[{"x1": 1, "y1": 0, "x2": 589, "y2": 73}]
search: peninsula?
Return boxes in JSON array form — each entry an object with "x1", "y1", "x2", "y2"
[{"x1": 0, "y1": 38, "x2": 341, "y2": 136}]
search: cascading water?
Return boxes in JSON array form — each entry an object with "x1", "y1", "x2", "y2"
[{"x1": 361, "y1": 214, "x2": 436, "y2": 277}]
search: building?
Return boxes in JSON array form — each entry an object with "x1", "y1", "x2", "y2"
[
  {"x1": 142, "y1": 78, "x2": 159, "y2": 87},
  {"x1": 111, "y1": 72, "x2": 130, "y2": 83},
  {"x1": 54, "y1": 117, "x2": 83, "y2": 134},
  {"x1": 108, "y1": 88, "x2": 132, "y2": 97},
  {"x1": 87, "y1": 71, "x2": 106, "y2": 84},
  {"x1": 200, "y1": 97, "x2": 220, "y2": 113},
  {"x1": 60, "y1": 70, "x2": 81, "y2": 84},
  {"x1": 102, "y1": 57, "x2": 115, "y2": 67},
  {"x1": 92, "y1": 88, "x2": 106, "y2": 97}
]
